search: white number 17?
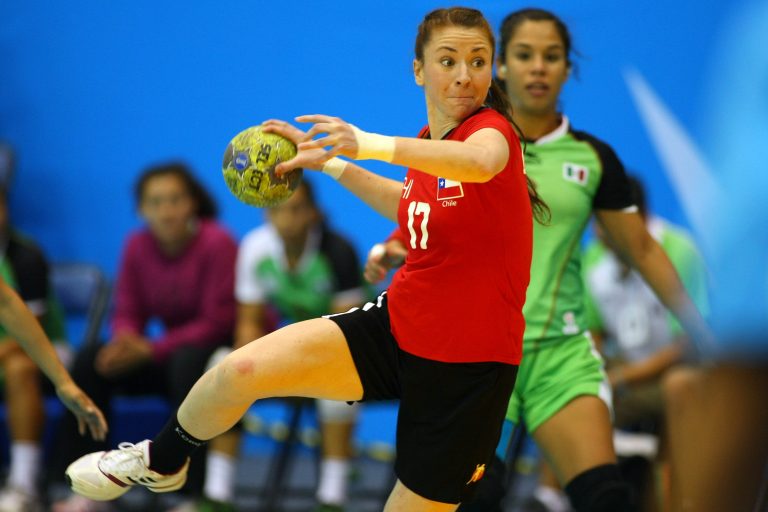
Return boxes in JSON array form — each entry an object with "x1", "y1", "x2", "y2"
[{"x1": 407, "y1": 201, "x2": 430, "y2": 250}]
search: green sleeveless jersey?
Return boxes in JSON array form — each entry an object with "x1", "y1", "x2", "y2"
[{"x1": 523, "y1": 117, "x2": 634, "y2": 347}]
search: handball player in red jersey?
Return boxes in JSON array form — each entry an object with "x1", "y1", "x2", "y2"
[{"x1": 64, "y1": 7, "x2": 548, "y2": 511}]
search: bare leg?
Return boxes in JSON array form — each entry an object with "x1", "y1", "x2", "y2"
[
  {"x1": 208, "y1": 430, "x2": 240, "y2": 459},
  {"x1": 178, "y1": 318, "x2": 467, "y2": 510},
  {"x1": 316, "y1": 407, "x2": 357, "y2": 505},
  {"x1": 662, "y1": 366, "x2": 704, "y2": 510},
  {"x1": 321, "y1": 419, "x2": 356, "y2": 459},
  {"x1": 665, "y1": 364, "x2": 768, "y2": 512},
  {"x1": 1, "y1": 346, "x2": 44, "y2": 496},
  {"x1": 539, "y1": 460, "x2": 561, "y2": 489},
  {"x1": 384, "y1": 479, "x2": 459, "y2": 512},
  {"x1": 204, "y1": 430, "x2": 240, "y2": 502},
  {"x1": 533, "y1": 395, "x2": 616, "y2": 485},
  {"x1": 3, "y1": 348, "x2": 44, "y2": 444},
  {"x1": 528, "y1": 460, "x2": 571, "y2": 512},
  {"x1": 177, "y1": 318, "x2": 364, "y2": 440}
]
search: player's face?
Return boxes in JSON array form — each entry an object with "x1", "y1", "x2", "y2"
[
  {"x1": 139, "y1": 174, "x2": 197, "y2": 244},
  {"x1": 414, "y1": 26, "x2": 493, "y2": 126},
  {"x1": 498, "y1": 20, "x2": 570, "y2": 117},
  {"x1": 268, "y1": 186, "x2": 318, "y2": 243}
]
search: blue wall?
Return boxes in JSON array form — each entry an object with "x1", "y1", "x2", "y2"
[{"x1": 0, "y1": 0, "x2": 738, "y2": 277}]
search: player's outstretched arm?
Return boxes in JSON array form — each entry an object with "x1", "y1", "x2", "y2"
[
  {"x1": 263, "y1": 118, "x2": 403, "y2": 220},
  {"x1": 595, "y1": 210, "x2": 714, "y2": 356},
  {"x1": 0, "y1": 278, "x2": 108, "y2": 440},
  {"x1": 294, "y1": 114, "x2": 509, "y2": 183}
]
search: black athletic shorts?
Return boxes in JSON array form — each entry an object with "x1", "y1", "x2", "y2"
[{"x1": 327, "y1": 292, "x2": 519, "y2": 504}]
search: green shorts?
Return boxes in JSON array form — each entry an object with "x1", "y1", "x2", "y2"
[{"x1": 505, "y1": 331, "x2": 612, "y2": 433}]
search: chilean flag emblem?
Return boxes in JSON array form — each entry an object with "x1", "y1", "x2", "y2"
[{"x1": 437, "y1": 177, "x2": 464, "y2": 200}]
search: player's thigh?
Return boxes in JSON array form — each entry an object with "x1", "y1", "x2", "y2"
[
  {"x1": 520, "y1": 333, "x2": 615, "y2": 484},
  {"x1": 216, "y1": 317, "x2": 363, "y2": 402},
  {"x1": 533, "y1": 394, "x2": 616, "y2": 485},
  {"x1": 384, "y1": 479, "x2": 459, "y2": 512}
]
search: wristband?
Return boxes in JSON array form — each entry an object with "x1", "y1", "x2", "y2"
[
  {"x1": 322, "y1": 157, "x2": 347, "y2": 180},
  {"x1": 351, "y1": 125, "x2": 396, "y2": 162}
]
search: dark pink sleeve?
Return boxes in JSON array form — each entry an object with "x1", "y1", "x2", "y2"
[{"x1": 111, "y1": 237, "x2": 147, "y2": 337}]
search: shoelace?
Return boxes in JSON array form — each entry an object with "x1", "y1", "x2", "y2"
[{"x1": 98, "y1": 442, "x2": 148, "y2": 476}]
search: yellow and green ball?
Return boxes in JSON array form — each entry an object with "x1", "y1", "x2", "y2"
[{"x1": 222, "y1": 125, "x2": 302, "y2": 207}]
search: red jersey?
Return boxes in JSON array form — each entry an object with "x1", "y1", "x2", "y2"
[{"x1": 387, "y1": 108, "x2": 532, "y2": 364}]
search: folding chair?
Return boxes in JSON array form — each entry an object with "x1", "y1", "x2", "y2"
[{"x1": 49, "y1": 262, "x2": 110, "y2": 351}]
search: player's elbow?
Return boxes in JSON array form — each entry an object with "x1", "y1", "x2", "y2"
[{"x1": 466, "y1": 155, "x2": 503, "y2": 183}]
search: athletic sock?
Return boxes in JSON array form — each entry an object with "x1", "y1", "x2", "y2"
[
  {"x1": 533, "y1": 484, "x2": 571, "y2": 512},
  {"x1": 204, "y1": 451, "x2": 236, "y2": 503},
  {"x1": 8, "y1": 442, "x2": 41, "y2": 494},
  {"x1": 149, "y1": 413, "x2": 206, "y2": 474},
  {"x1": 316, "y1": 458, "x2": 349, "y2": 506}
]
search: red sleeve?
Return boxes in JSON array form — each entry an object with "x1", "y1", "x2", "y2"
[
  {"x1": 152, "y1": 230, "x2": 238, "y2": 363},
  {"x1": 455, "y1": 108, "x2": 514, "y2": 142},
  {"x1": 386, "y1": 228, "x2": 407, "y2": 245}
]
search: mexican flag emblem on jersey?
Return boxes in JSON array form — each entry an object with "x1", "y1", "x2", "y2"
[{"x1": 563, "y1": 163, "x2": 589, "y2": 185}]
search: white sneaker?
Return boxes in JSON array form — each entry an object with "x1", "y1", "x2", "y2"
[
  {"x1": 65, "y1": 440, "x2": 190, "y2": 501},
  {"x1": 0, "y1": 486, "x2": 42, "y2": 512}
]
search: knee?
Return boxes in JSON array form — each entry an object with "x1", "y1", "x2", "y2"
[
  {"x1": 206, "y1": 353, "x2": 257, "y2": 402},
  {"x1": 662, "y1": 367, "x2": 700, "y2": 410},
  {"x1": 564, "y1": 464, "x2": 635, "y2": 512},
  {"x1": 3, "y1": 351, "x2": 38, "y2": 381}
]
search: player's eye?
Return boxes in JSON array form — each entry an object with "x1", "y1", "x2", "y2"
[
  {"x1": 440, "y1": 57, "x2": 454, "y2": 67},
  {"x1": 471, "y1": 58, "x2": 486, "y2": 68},
  {"x1": 514, "y1": 51, "x2": 531, "y2": 61},
  {"x1": 546, "y1": 53, "x2": 563, "y2": 63}
]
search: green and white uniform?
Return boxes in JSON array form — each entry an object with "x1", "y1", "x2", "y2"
[
  {"x1": 236, "y1": 223, "x2": 366, "y2": 323},
  {"x1": 582, "y1": 217, "x2": 708, "y2": 363},
  {"x1": 505, "y1": 117, "x2": 635, "y2": 433}
]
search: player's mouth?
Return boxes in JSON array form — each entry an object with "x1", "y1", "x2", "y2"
[{"x1": 526, "y1": 82, "x2": 549, "y2": 97}]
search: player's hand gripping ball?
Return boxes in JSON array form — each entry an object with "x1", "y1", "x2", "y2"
[{"x1": 222, "y1": 125, "x2": 303, "y2": 207}]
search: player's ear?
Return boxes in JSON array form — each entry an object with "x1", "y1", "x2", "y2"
[
  {"x1": 496, "y1": 59, "x2": 507, "y2": 80},
  {"x1": 413, "y1": 59, "x2": 424, "y2": 86}
]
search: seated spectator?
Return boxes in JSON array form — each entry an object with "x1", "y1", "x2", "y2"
[
  {"x1": 0, "y1": 185, "x2": 74, "y2": 512},
  {"x1": 183, "y1": 179, "x2": 367, "y2": 512},
  {"x1": 52, "y1": 162, "x2": 237, "y2": 512}
]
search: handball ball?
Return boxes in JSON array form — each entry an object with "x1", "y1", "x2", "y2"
[{"x1": 222, "y1": 125, "x2": 303, "y2": 207}]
